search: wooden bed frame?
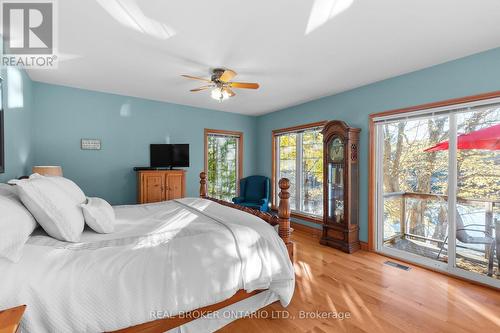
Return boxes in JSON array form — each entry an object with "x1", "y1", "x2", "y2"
[{"x1": 108, "y1": 172, "x2": 293, "y2": 333}]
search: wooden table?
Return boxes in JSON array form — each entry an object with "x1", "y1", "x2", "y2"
[{"x1": 0, "y1": 305, "x2": 25, "y2": 333}]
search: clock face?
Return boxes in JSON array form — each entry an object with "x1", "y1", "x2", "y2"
[{"x1": 329, "y1": 137, "x2": 344, "y2": 162}]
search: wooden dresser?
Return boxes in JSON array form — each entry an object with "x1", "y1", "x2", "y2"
[{"x1": 136, "y1": 170, "x2": 186, "y2": 204}]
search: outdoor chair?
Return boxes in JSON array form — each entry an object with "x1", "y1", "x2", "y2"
[{"x1": 437, "y1": 210, "x2": 496, "y2": 276}]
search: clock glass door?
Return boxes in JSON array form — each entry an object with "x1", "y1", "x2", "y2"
[{"x1": 328, "y1": 137, "x2": 344, "y2": 224}]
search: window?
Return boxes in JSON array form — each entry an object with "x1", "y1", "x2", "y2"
[
  {"x1": 372, "y1": 95, "x2": 500, "y2": 288},
  {"x1": 273, "y1": 122, "x2": 326, "y2": 218},
  {"x1": 204, "y1": 129, "x2": 243, "y2": 201}
]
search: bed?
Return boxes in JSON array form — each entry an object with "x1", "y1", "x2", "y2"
[{"x1": 0, "y1": 172, "x2": 294, "y2": 333}]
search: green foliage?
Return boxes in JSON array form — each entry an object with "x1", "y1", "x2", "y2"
[
  {"x1": 207, "y1": 136, "x2": 238, "y2": 201},
  {"x1": 278, "y1": 130, "x2": 323, "y2": 215},
  {"x1": 383, "y1": 108, "x2": 499, "y2": 241}
]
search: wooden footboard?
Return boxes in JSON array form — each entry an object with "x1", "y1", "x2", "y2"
[
  {"x1": 199, "y1": 172, "x2": 294, "y2": 260},
  {"x1": 108, "y1": 174, "x2": 293, "y2": 333},
  {"x1": 109, "y1": 290, "x2": 263, "y2": 333}
]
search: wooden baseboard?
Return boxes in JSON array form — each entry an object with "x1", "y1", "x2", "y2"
[
  {"x1": 291, "y1": 222, "x2": 369, "y2": 251},
  {"x1": 291, "y1": 221, "x2": 321, "y2": 238}
]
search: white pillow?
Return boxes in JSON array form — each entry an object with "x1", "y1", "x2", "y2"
[
  {"x1": 30, "y1": 173, "x2": 86, "y2": 204},
  {"x1": 0, "y1": 184, "x2": 37, "y2": 262},
  {"x1": 0, "y1": 183, "x2": 18, "y2": 198},
  {"x1": 10, "y1": 176, "x2": 86, "y2": 242},
  {"x1": 81, "y1": 197, "x2": 115, "y2": 234}
]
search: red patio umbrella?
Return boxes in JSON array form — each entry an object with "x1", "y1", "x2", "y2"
[{"x1": 424, "y1": 124, "x2": 500, "y2": 152}]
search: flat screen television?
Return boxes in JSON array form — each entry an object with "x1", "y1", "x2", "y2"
[{"x1": 150, "y1": 144, "x2": 189, "y2": 168}]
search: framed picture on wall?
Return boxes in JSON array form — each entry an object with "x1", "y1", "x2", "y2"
[{"x1": 0, "y1": 76, "x2": 4, "y2": 174}]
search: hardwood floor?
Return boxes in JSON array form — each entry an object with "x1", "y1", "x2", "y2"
[{"x1": 220, "y1": 230, "x2": 500, "y2": 333}]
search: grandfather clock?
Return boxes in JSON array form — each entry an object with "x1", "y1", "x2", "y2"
[{"x1": 320, "y1": 120, "x2": 360, "y2": 253}]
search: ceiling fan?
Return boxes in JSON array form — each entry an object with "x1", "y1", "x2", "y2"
[{"x1": 181, "y1": 68, "x2": 260, "y2": 102}]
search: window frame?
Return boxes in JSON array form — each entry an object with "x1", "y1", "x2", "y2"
[
  {"x1": 204, "y1": 128, "x2": 243, "y2": 199},
  {"x1": 370, "y1": 94, "x2": 500, "y2": 289},
  {"x1": 368, "y1": 90, "x2": 500, "y2": 252},
  {"x1": 272, "y1": 121, "x2": 327, "y2": 223}
]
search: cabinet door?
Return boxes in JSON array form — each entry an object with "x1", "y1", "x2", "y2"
[
  {"x1": 166, "y1": 173, "x2": 183, "y2": 200},
  {"x1": 143, "y1": 173, "x2": 165, "y2": 203}
]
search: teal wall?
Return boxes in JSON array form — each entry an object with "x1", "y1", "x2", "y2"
[
  {"x1": 32, "y1": 83, "x2": 257, "y2": 204},
  {"x1": 3, "y1": 46, "x2": 500, "y2": 241},
  {"x1": 0, "y1": 66, "x2": 34, "y2": 183},
  {"x1": 256, "y1": 47, "x2": 500, "y2": 241}
]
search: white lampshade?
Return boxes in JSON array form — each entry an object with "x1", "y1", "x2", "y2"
[
  {"x1": 211, "y1": 88, "x2": 230, "y2": 102},
  {"x1": 32, "y1": 166, "x2": 63, "y2": 177}
]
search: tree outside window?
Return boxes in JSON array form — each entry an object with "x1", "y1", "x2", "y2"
[
  {"x1": 205, "y1": 130, "x2": 243, "y2": 201},
  {"x1": 274, "y1": 125, "x2": 324, "y2": 217}
]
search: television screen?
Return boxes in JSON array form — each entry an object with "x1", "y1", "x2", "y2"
[{"x1": 150, "y1": 144, "x2": 189, "y2": 168}]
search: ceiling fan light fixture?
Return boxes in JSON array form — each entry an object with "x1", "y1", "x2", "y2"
[
  {"x1": 182, "y1": 68, "x2": 258, "y2": 102},
  {"x1": 211, "y1": 87, "x2": 230, "y2": 102}
]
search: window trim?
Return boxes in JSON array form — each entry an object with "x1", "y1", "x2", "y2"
[
  {"x1": 271, "y1": 121, "x2": 327, "y2": 223},
  {"x1": 204, "y1": 128, "x2": 244, "y2": 197}
]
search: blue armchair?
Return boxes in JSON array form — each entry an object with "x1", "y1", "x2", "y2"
[{"x1": 232, "y1": 176, "x2": 270, "y2": 212}]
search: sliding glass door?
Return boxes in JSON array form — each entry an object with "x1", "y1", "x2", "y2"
[
  {"x1": 454, "y1": 106, "x2": 500, "y2": 280},
  {"x1": 378, "y1": 114, "x2": 451, "y2": 269},
  {"x1": 375, "y1": 98, "x2": 500, "y2": 288}
]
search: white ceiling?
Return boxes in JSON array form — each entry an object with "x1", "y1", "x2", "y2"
[{"x1": 27, "y1": 0, "x2": 500, "y2": 116}]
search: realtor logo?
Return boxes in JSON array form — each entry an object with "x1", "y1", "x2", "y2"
[{"x1": 1, "y1": 0, "x2": 57, "y2": 68}]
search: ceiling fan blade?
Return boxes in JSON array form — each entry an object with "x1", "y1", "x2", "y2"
[
  {"x1": 181, "y1": 74, "x2": 212, "y2": 82},
  {"x1": 229, "y1": 82, "x2": 259, "y2": 89},
  {"x1": 219, "y1": 69, "x2": 237, "y2": 82},
  {"x1": 224, "y1": 87, "x2": 236, "y2": 97},
  {"x1": 190, "y1": 85, "x2": 212, "y2": 92}
]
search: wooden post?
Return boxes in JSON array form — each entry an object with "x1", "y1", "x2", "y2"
[
  {"x1": 199, "y1": 171, "x2": 207, "y2": 198},
  {"x1": 485, "y1": 202, "x2": 493, "y2": 259},
  {"x1": 495, "y1": 213, "x2": 500, "y2": 268},
  {"x1": 401, "y1": 194, "x2": 406, "y2": 239},
  {"x1": 278, "y1": 178, "x2": 294, "y2": 260}
]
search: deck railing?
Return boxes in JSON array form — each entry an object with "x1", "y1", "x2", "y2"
[{"x1": 383, "y1": 192, "x2": 499, "y2": 257}]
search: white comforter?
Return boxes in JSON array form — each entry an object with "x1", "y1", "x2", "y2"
[{"x1": 0, "y1": 198, "x2": 295, "y2": 333}]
